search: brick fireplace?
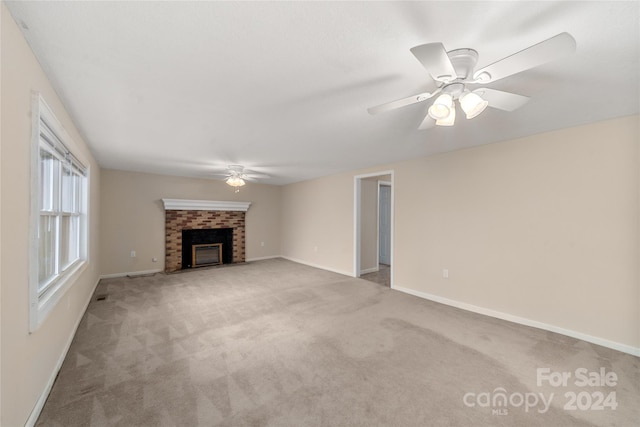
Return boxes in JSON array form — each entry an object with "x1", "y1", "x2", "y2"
[{"x1": 162, "y1": 199, "x2": 251, "y2": 273}]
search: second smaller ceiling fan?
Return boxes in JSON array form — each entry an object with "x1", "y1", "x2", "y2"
[{"x1": 212, "y1": 165, "x2": 271, "y2": 193}]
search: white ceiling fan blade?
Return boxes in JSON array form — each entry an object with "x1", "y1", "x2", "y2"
[
  {"x1": 410, "y1": 43, "x2": 457, "y2": 83},
  {"x1": 473, "y1": 32, "x2": 576, "y2": 83},
  {"x1": 210, "y1": 165, "x2": 270, "y2": 181},
  {"x1": 418, "y1": 113, "x2": 436, "y2": 130},
  {"x1": 474, "y1": 88, "x2": 530, "y2": 111},
  {"x1": 244, "y1": 172, "x2": 271, "y2": 179},
  {"x1": 241, "y1": 168, "x2": 271, "y2": 179},
  {"x1": 367, "y1": 92, "x2": 434, "y2": 115}
]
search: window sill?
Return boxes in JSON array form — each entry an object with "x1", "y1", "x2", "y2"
[{"x1": 31, "y1": 260, "x2": 88, "y2": 333}]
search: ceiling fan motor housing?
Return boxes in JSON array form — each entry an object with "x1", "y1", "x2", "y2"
[{"x1": 446, "y1": 48, "x2": 479, "y2": 80}]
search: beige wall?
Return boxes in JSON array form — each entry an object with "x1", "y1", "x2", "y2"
[
  {"x1": 1, "y1": 4, "x2": 102, "y2": 426},
  {"x1": 281, "y1": 115, "x2": 640, "y2": 351},
  {"x1": 100, "y1": 169, "x2": 281, "y2": 276},
  {"x1": 281, "y1": 172, "x2": 355, "y2": 275}
]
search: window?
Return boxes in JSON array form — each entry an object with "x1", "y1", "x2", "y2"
[{"x1": 30, "y1": 94, "x2": 88, "y2": 331}]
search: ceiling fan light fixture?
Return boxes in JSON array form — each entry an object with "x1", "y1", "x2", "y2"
[
  {"x1": 435, "y1": 102, "x2": 456, "y2": 126},
  {"x1": 369, "y1": 32, "x2": 576, "y2": 130},
  {"x1": 428, "y1": 93, "x2": 453, "y2": 120},
  {"x1": 225, "y1": 176, "x2": 246, "y2": 188},
  {"x1": 460, "y1": 91, "x2": 488, "y2": 119}
]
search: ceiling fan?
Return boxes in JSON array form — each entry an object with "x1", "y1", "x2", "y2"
[
  {"x1": 368, "y1": 32, "x2": 576, "y2": 129},
  {"x1": 212, "y1": 165, "x2": 270, "y2": 192}
]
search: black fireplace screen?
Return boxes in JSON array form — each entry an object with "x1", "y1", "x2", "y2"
[{"x1": 192, "y1": 244, "x2": 222, "y2": 267}]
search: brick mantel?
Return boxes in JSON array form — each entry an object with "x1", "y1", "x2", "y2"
[{"x1": 163, "y1": 200, "x2": 250, "y2": 273}]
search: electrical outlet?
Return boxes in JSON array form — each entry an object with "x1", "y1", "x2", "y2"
[
  {"x1": 261, "y1": 242, "x2": 265, "y2": 247},
  {"x1": 130, "y1": 250, "x2": 136, "y2": 257},
  {"x1": 443, "y1": 269, "x2": 449, "y2": 279},
  {"x1": 314, "y1": 246, "x2": 318, "y2": 252},
  {"x1": 152, "y1": 257, "x2": 158, "y2": 262}
]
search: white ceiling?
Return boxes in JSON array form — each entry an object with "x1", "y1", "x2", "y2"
[{"x1": 6, "y1": 1, "x2": 640, "y2": 185}]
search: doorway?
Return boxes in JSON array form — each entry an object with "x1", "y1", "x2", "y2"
[{"x1": 354, "y1": 171, "x2": 394, "y2": 288}]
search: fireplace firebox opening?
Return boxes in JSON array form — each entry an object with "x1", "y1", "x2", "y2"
[{"x1": 182, "y1": 228, "x2": 234, "y2": 269}]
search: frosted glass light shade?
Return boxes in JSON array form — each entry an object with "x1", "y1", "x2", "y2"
[
  {"x1": 435, "y1": 102, "x2": 456, "y2": 126},
  {"x1": 460, "y1": 92, "x2": 488, "y2": 119},
  {"x1": 428, "y1": 94, "x2": 453, "y2": 120},
  {"x1": 226, "y1": 176, "x2": 246, "y2": 187}
]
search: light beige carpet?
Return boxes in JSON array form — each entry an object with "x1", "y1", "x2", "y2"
[{"x1": 37, "y1": 259, "x2": 639, "y2": 426}]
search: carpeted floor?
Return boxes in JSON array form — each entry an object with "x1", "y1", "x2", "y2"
[{"x1": 37, "y1": 259, "x2": 639, "y2": 426}]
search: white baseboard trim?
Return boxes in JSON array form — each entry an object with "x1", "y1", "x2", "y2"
[
  {"x1": 246, "y1": 255, "x2": 281, "y2": 262},
  {"x1": 393, "y1": 285, "x2": 640, "y2": 358},
  {"x1": 100, "y1": 268, "x2": 163, "y2": 279},
  {"x1": 281, "y1": 256, "x2": 354, "y2": 277},
  {"x1": 360, "y1": 266, "x2": 379, "y2": 275},
  {"x1": 26, "y1": 276, "x2": 101, "y2": 427}
]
